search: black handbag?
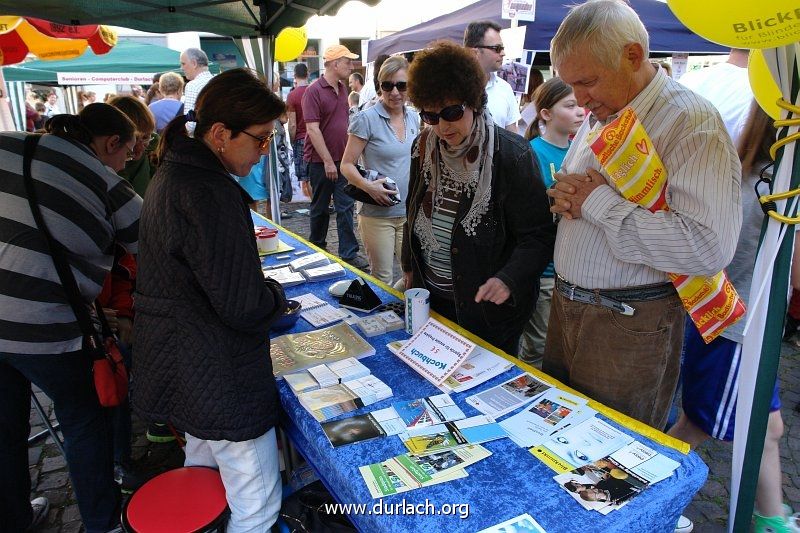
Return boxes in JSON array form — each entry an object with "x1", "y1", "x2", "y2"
[{"x1": 342, "y1": 165, "x2": 399, "y2": 206}]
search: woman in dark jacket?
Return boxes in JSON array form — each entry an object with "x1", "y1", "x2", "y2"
[
  {"x1": 133, "y1": 69, "x2": 287, "y2": 532},
  {"x1": 402, "y1": 41, "x2": 556, "y2": 355}
]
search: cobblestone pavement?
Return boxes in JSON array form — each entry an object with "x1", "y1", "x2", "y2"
[{"x1": 28, "y1": 202, "x2": 800, "y2": 532}]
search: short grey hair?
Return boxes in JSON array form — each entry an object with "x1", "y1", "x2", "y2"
[
  {"x1": 158, "y1": 72, "x2": 185, "y2": 95},
  {"x1": 551, "y1": 0, "x2": 649, "y2": 71},
  {"x1": 183, "y1": 47, "x2": 209, "y2": 67},
  {"x1": 378, "y1": 56, "x2": 409, "y2": 83}
]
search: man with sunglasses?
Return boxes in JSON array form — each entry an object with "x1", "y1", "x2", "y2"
[
  {"x1": 464, "y1": 21, "x2": 521, "y2": 134},
  {"x1": 302, "y1": 44, "x2": 368, "y2": 269}
]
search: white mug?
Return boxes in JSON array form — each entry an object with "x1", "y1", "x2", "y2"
[{"x1": 404, "y1": 288, "x2": 430, "y2": 335}]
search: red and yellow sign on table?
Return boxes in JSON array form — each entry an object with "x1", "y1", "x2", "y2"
[{"x1": 588, "y1": 107, "x2": 745, "y2": 343}]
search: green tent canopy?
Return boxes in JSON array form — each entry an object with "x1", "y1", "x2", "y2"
[{"x1": 3, "y1": 40, "x2": 219, "y2": 83}]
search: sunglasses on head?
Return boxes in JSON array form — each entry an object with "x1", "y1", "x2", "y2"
[
  {"x1": 380, "y1": 81, "x2": 408, "y2": 93},
  {"x1": 419, "y1": 103, "x2": 466, "y2": 125},
  {"x1": 240, "y1": 128, "x2": 278, "y2": 151},
  {"x1": 474, "y1": 44, "x2": 504, "y2": 54}
]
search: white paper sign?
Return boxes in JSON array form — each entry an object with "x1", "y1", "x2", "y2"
[
  {"x1": 57, "y1": 72, "x2": 156, "y2": 85},
  {"x1": 396, "y1": 318, "x2": 475, "y2": 385}
]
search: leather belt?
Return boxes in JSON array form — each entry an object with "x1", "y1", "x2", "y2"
[{"x1": 555, "y1": 276, "x2": 675, "y2": 316}]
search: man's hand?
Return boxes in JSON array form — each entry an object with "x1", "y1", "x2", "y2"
[
  {"x1": 474, "y1": 277, "x2": 511, "y2": 305},
  {"x1": 323, "y1": 160, "x2": 338, "y2": 181},
  {"x1": 301, "y1": 180, "x2": 312, "y2": 199},
  {"x1": 547, "y1": 168, "x2": 606, "y2": 220}
]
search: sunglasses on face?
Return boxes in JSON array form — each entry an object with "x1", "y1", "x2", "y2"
[
  {"x1": 241, "y1": 128, "x2": 278, "y2": 151},
  {"x1": 474, "y1": 44, "x2": 504, "y2": 54},
  {"x1": 380, "y1": 81, "x2": 408, "y2": 93},
  {"x1": 419, "y1": 103, "x2": 466, "y2": 125}
]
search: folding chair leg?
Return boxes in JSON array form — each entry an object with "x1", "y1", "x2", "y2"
[{"x1": 29, "y1": 393, "x2": 66, "y2": 457}]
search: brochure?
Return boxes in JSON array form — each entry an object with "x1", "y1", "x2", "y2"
[
  {"x1": 369, "y1": 406, "x2": 408, "y2": 436},
  {"x1": 270, "y1": 322, "x2": 375, "y2": 377},
  {"x1": 321, "y1": 413, "x2": 387, "y2": 447},
  {"x1": 554, "y1": 455, "x2": 649, "y2": 513},
  {"x1": 289, "y1": 252, "x2": 329, "y2": 271},
  {"x1": 387, "y1": 340, "x2": 513, "y2": 394},
  {"x1": 262, "y1": 266, "x2": 306, "y2": 287},
  {"x1": 359, "y1": 459, "x2": 467, "y2": 499},
  {"x1": 466, "y1": 373, "x2": 551, "y2": 418},
  {"x1": 305, "y1": 263, "x2": 346, "y2": 282},
  {"x1": 400, "y1": 415, "x2": 507, "y2": 454},
  {"x1": 393, "y1": 445, "x2": 491, "y2": 483},
  {"x1": 553, "y1": 441, "x2": 680, "y2": 514},
  {"x1": 297, "y1": 384, "x2": 361, "y2": 422},
  {"x1": 320, "y1": 406, "x2": 410, "y2": 447},
  {"x1": 477, "y1": 513, "x2": 546, "y2": 533},
  {"x1": 294, "y1": 293, "x2": 345, "y2": 328},
  {"x1": 327, "y1": 358, "x2": 371, "y2": 382},
  {"x1": 498, "y1": 388, "x2": 588, "y2": 448},
  {"x1": 391, "y1": 394, "x2": 466, "y2": 428},
  {"x1": 395, "y1": 318, "x2": 475, "y2": 386},
  {"x1": 283, "y1": 372, "x2": 320, "y2": 394},
  {"x1": 343, "y1": 375, "x2": 392, "y2": 405},
  {"x1": 531, "y1": 417, "x2": 635, "y2": 473}
]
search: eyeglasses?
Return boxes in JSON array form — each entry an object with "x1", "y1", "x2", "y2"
[
  {"x1": 380, "y1": 81, "x2": 408, "y2": 93},
  {"x1": 241, "y1": 128, "x2": 278, "y2": 151},
  {"x1": 474, "y1": 44, "x2": 504, "y2": 54},
  {"x1": 136, "y1": 133, "x2": 156, "y2": 146},
  {"x1": 125, "y1": 145, "x2": 137, "y2": 161},
  {"x1": 419, "y1": 103, "x2": 466, "y2": 125}
]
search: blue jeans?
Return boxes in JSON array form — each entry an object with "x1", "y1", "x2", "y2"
[
  {"x1": 293, "y1": 139, "x2": 308, "y2": 180},
  {"x1": 308, "y1": 161, "x2": 358, "y2": 261},
  {"x1": 0, "y1": 350, "x2": 119, "y2": 532}
]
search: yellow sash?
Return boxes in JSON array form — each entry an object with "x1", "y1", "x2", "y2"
[{"x1": 587, "y1": 107, "x2": 745, "y2": 343}]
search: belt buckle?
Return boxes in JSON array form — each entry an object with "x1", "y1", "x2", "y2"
[
  {"x1": 565, "y1": 283, "x2": 576, "y2": 301},
  {"x1": 619, "y1": 302, "x2": 635, "y2": 316}
]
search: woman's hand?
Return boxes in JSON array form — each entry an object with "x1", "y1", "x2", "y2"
[
  {"x1": 365, "y1": 178, "x2": 395, "y2": 206},
  {"x1": 474, "y1": 277, "x2": 510, "y2": 305}
]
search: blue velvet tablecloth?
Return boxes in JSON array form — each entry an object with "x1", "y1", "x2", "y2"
[{"x1": 255, "y1": 214, "x2": 708, "y2": 533}]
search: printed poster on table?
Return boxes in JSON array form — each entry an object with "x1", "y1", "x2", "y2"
[{"x1": 396, "y1": 318, "x2": 475, "y2": 386}]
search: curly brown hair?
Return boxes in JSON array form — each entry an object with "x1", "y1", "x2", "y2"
[{"x1": 407, "y1": 40, "x2": 487, "y2": 113}]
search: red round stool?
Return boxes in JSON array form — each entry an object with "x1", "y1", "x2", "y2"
[{"x1": 122, "y1": 466, "x2": 229, "y2": 532}]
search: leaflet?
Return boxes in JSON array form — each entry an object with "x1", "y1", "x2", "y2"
[
  {"x1": 394, "y1": 445, "x2": 491, "y2": 483},
  {"x1": 553, "y1": 441, "x2": 681, "y2": 514},
  {"x1": 391, "y1": 394, "x2": 466, "y2": 428},
  {"x1": 531, "y1": 417, "x2": 634, "y2": 473},
  {"x1": 498, "y1": 388, "x2": 588, "y2": 448},
  {"x1": 400, "y1": 415, "x2": 507, "y2": 454},
  {"x1": 359, "y1": 460, "x2": 467, "y2": 499},
  {"x1": 466, "y1": 373, "x2": 551, "y2": 418},
  {"x1": 477, "y1": 514, "x2": 546, "y2": 533},
  {"x1": 294, "y1": 293, "x2": 345, "y2": 328}
]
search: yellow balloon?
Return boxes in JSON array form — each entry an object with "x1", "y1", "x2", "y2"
[
  {"x1": 749, "y1": 50, "x2": 781, "y2": 120},
  {"x1": 667, "y1": 0, "x2": 800, "y2": 49},
  {"x1": 275, "y1": 27, "x2": 307, "y2": 63}
]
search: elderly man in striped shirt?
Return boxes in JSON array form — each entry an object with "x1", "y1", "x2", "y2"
[{"x1": 543, "y1": 0, "x2": 741, "y2": 431}]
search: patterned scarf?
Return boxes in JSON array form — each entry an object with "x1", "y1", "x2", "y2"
[{"x1": 412, "y1": 109, "x2": 495, "y2": 253}]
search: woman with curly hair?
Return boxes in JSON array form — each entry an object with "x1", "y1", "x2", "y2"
[{"x1": 401, "y1": 41, "x2": 556, "y2": 355}]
